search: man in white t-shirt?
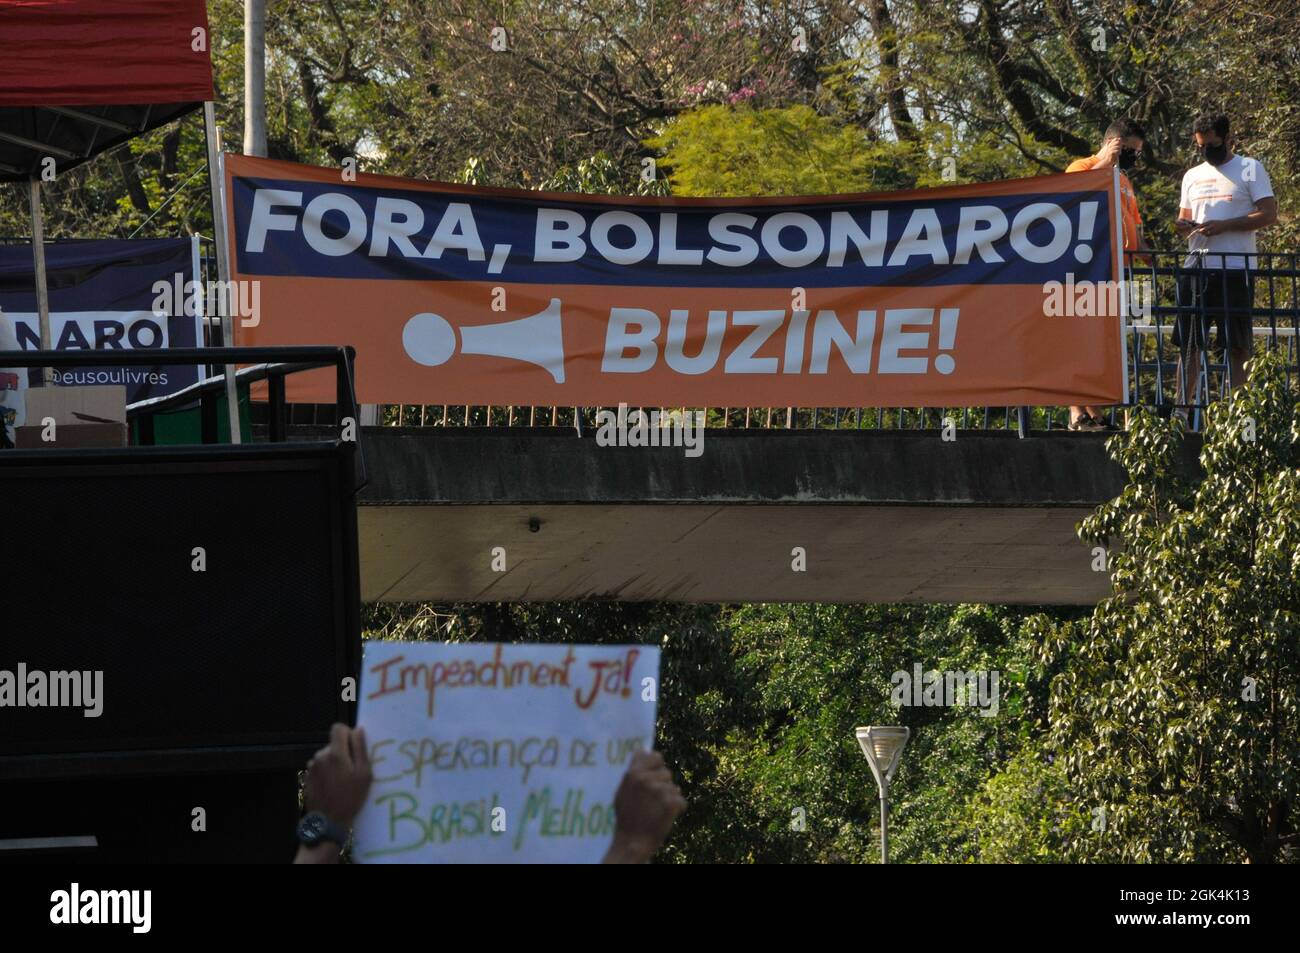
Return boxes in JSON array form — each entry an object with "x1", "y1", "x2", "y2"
[
  {"x1": 0, "y1": 306, "x2": 27, "y2": 448},
  {"x1": 1172, "y1": 114, "x2": 1278, "y2": 410}
]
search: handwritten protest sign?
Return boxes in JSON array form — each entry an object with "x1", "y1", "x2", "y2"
[{"x1": 353, "y1": 641, "x2": 660, "y2": 863}]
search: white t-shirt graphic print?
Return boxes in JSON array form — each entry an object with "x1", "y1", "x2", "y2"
[{"x1": 1180, "y1": 154, "x2": 1274, "y2": 270}]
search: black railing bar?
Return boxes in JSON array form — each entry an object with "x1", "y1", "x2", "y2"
[
  {"x1": 1143, "y1": 309, "x2": 1300, "y2": 322},
  {"x1": 124, "y1": 361, "x2": 332, "y2": 417},
  {"x1": 1124, "y1": 325, "x2": 1297, "y2": 337}
]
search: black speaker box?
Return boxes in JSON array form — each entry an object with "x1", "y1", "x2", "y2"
[
  {"x1": 0, "y1": 770, "x2": 301, "y2": 863},
  {"x1": 0, "y1": 440, "x2": 360, "y2": 775}
]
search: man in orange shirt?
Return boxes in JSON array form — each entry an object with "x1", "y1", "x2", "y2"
[{"x1": 1064, "y1": 118, "x2": 1151, "y2": 430}]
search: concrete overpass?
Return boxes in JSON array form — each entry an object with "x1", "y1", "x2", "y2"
[{"x1": 351, "y1": 427, "x2": 1201, "y2": 605}]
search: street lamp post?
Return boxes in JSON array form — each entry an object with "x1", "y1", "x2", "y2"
[{"x1": 855, "y1": 725, "x2": 910, "y2": 864}]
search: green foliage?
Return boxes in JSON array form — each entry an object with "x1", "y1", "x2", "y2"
[
  {"x1": 965, "y1": 746, "x2": 1089, "y2": 863},
  {"x1": 646, "y1": 103, "x2": 1065, "y2": 199},
  {"x1": 537, "y1": 153, "x2": 669, "y2": 197},
  {"x1": 1040, "y1": 350, "x2": 1300, "y2": 862},
  {"x1": 647, "y1": 105, "x2": 887, "y2": 197},
  {"x1": 710, "y1": 602, "x2": 1071, "y2": 863}
]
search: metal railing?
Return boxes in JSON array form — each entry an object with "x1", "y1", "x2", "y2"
[
  {"x1": 359, "y1": 250, "x2": 1300, "y2": 436},
  {"x1": 1, "y1": 345, "x2": 368, "y2": 494},
  {"x1": 1124, "y1": 250, "x2": 1299, "y2": 431},
  {"x1": 124, "y1": 346, "x2": 360, "y2": 444},
  {"x1": 1, "y1": 344, "x2": 360, "y2": 444}
]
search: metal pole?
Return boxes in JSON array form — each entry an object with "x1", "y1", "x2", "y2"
[
  {"x1": 190, "y1": 234, "x2": 210, "y2": 381},
  {"x1": 28, "y1": 178, "x2": 52, "y2": 384},
  {"x1": 1114, "y1": 165, "x2": 1131, "y2": 408},
  {"x1": 879, "y1": 780, "x2": 890, "y2": 864},
  {"x1": 244, "y1": 0, "x2": 268, "y2": 157},
  {"x1": 203, "y1": 101, "x2": 242, "y2": 443}
]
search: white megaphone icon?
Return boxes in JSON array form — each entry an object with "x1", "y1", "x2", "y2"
[{"x1": 401, "y1": 297, "x2": 566, "y2": 384}]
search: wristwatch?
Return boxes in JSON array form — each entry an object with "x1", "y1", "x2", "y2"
[{"x1": 296, "y1": 812, "x2": 349, "y2": 848}]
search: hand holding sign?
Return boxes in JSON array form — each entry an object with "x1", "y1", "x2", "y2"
[
  {"x1": 295, "y1": 723, "x2": 374, "y2": 864},
  {"x1": 602, "y1": 750, "x2": 687, "y2": 864},
  {"x1": 305, "y1": 724, "x2": 373, "y2": 829},
  {"x1": 353, "y1": 642, "x2": 663, "y2": 863}
]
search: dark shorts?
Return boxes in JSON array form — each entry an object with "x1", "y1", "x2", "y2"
[{"x1": 1173, "y1": 269, "x2": 1254, "y2": 352}]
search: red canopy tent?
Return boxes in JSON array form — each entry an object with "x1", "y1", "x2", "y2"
[
  {"x1": 0, "y1": 0, "x2": 239, "y2": 439},
  {"x1": 0, "y1": 0, "x2": 214, "y2": 175}
]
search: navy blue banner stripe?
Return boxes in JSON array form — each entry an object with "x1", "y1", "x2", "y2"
[
  {"x1": 0, "y1": 238, "x2": 200, "y2": 403},
  {"x1": 230, "y1": 177, "x2": 1115, "y2": 288},
  {"x1": 0, "y1": 238, "x2": 192, "y2": 310}
]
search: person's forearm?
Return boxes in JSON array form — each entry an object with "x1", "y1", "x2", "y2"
[
  {"x1": 1197, "y1": 210, "x2": 1276, "y2": 234},
  {"x1": 1224, "y1": 209, "x2": 1276, "y2": 232},
  {"x1": 294, "y1": 843, "x2": 343, "y2": 864},
  {"x1": 602, "y1": 834, "x2": 658, "y2": 864}
]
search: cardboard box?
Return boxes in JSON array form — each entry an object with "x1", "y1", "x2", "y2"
[
  {"x1": 14, "y1": 385, "x2": 127, "y2": 449},
  {"x1": 15, "y1": 422, "x2": 127, "y2": 448}
]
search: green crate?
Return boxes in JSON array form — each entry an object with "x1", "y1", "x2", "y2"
[{"x1": 131, "y1": 383, "x2": 253, "y2": 445}]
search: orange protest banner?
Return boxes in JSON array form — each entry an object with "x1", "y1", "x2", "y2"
[{"x1": 225, "y1": 155, "x2": 1126, "y2": 407}]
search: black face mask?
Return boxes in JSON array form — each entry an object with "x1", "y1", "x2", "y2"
[
  {"x1": 1118, "y1": 147, "x2": 1139, "y2": 171},
  {"x1": 1200, "y1": 142, "x2": 1229, "y2": 165}
]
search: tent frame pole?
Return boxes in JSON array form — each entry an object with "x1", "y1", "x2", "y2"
[
  {"x1": 203, "y1": 101, "x2": 242, "y2": 444},
  {"x1": 28, "y1": 178, "x2": 52, "y2": 384}
]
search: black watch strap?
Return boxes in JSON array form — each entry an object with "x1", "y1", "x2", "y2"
[{"x1": 297, "y1": 811, "x2": 349, "y2": 848}]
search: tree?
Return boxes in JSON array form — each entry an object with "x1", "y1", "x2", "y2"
[
  {"x1": 684, "y1": 602, "x2": 1067, "y2": 863},
  {"x1": 5, "y1": 0, "x2": 1297, "y2": 249},
  {"x1": 965, "y1": 746, "x2": 1089, "y2": 863},
  {"x1": 352, "y1": 0, "x2": 819, "y2": 188},
  {"x1": 1039, "y1": 350, "x2": 1300, "y2": 863},
  {"x1": 647, "y1": 104, "x2": 887, "y2": 196}
]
